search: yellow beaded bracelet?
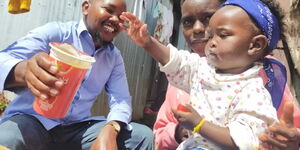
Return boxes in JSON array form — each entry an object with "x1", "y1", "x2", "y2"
[{"x1": 192, "y1": 119, "x2": 206, "y2": 133}]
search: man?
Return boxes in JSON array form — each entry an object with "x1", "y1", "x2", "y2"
[{"x1": 0, "y1": 0, "x2": 153, "y2": 150}]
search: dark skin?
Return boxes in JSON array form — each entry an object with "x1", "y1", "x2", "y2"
[
  {"x1": 82, "y1": 0, "x2": 126, "y2": 49},
  {"x1": 258, "y1": 101, "x2": 300, "y2": 150},
  {"x1": 4, "y1": 0, "x2": 127, "y2": 150},
  {"x1": 181, "y1": 0, "x2": 221, "y2": 57},
  {"x1": 121, "y1": 5, "x2": 267, "y2": 149}
]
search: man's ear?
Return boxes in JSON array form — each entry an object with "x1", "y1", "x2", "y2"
[
  {"x1": 248, "y1": 35, "x2": 268, "y2": 57},
  {"x1": 82, "y1": 0, "x2": 90, "y2": 16}
]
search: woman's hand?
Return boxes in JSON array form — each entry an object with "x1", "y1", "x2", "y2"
[{"x1": 259, "y1": 101, "x2": 300, "y2": 150}]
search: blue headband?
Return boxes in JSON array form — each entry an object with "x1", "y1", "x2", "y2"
[{"x1": 221, "y1": 0, "x2": 280, "y2": 50}]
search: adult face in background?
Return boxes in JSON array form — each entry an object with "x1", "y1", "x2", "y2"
[
  {"x1": 181, "y1": 0, "x2": 221, "y2": 57},
  {"x1": 82, "y1": 0, "x2": 126, "y2": 48}
]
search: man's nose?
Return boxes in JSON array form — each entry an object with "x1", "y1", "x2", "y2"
[{"x1": 111, "y1": 15, "x2": 120, "y2": 23}]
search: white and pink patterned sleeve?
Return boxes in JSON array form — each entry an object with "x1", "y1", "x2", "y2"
[{"x1": 159, "y1": 44, "x2": 204, "y2": 94}]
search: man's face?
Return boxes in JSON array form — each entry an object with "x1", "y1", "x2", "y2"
[
  {"x1": 181, "y1": 0, "x2": 220, "y2": 57},
  {"x1": 204, "y1": 6, "x2": 257, "y2": 74},
  {"x1": 82, "y1": 0, "x2": 126, "y2": 43}
]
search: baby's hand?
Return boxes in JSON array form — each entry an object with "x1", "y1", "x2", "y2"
[
  {"x1": 119, "y1": 12, "x2": 151, "y2": 48},
  {"x1": 172, "y1": 104, "x2": 202, "y2": 130}
]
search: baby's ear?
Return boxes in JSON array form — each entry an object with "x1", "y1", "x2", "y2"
[{"x1": 248, "y1": 35, "x2": 268, "y2": 57}]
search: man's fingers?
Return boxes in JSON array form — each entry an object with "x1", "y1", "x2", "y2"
[
  {"x1": 27, "y1": 80, "x2": 48, "y2": 100},
  {"x1": 29, "y1": 54, "x2": 59, "y2": 86},
  {"x1": 26, "y1": 70, "x2": 52, "y2": 96},
  {"x1": 25, "y1": 52, "x2": 63, "y2": 98},
  {"x1": 35, "y1": 53, "x2": 58, "y2": 75}
]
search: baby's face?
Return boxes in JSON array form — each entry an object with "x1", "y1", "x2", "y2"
[
  {"x1": 181, "y1": 0, "x2": 221, "y2": 57},
  {"x1": 204, "y1": 5, "x2": 257, "y2": 74}
]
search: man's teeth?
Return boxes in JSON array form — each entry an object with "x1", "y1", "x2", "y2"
[{"x1": 104, "y1": 25, "x2": 115, "y2": 33}]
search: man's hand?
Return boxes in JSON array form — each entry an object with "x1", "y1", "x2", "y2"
[
  {"x1": 24, "y1": 52, "x2": 64, "y2": 99},
  {"x1": 90, "y1": 123, "x2": 119, "y2": 150},
  {"x1": 259, "y1": 101, "x2": 300, "y2": 150}
]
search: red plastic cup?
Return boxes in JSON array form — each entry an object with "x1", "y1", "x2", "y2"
[
  {"x1": 33, "y1": 42, "x2": 95, "y2": 118},
  {"x1": 177, "y1": 104, "x2": 190, "y2": 112}
]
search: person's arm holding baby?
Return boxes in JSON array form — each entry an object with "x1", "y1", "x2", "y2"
[{"x1": 259, "y1": 101, "x2": 300, "y2": 150}]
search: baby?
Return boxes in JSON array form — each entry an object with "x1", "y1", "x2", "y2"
[{"x1": 120, "y1": 0, "x2": 285, "y2": 149}]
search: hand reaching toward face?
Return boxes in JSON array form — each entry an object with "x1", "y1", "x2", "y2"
[{"x1": 119, "y1": 12, "x2": 152, "y2": 48}]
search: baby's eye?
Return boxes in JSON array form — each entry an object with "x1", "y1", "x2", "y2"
[{"x1": 219, "y1": 33, "x2": 228, "y2": 38}]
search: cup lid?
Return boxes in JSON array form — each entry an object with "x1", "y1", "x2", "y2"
[{"x1": 49, "y1": 42, "x2": 96, "y2": 69}]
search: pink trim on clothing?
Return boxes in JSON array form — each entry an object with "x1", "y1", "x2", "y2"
[{"x1": 153, "y1": 84, "x2": 189, "y2": 150}]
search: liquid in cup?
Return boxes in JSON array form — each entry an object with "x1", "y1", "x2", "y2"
[{"x1": 33, "y1": 42, "x2": 95, "y2": 118}]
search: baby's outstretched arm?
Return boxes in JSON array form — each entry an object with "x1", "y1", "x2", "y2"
[{"x1": 120, "y1": 12, "x2": 170, "y2": 65}]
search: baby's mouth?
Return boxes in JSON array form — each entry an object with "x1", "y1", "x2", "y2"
[{"x1": 206, "y1": 50, "x2": 217, "y2": 58}]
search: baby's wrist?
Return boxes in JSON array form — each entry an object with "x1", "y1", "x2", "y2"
[
  {"x1": 142, "y1": 36, "x2": 154, "y2": 49},
  {"x1": 192, "y1": 118, "x2": 206, "y2": 133}
]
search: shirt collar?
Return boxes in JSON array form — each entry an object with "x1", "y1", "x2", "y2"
[{"x1": 77, "y1": 19, "x2": 88, "y2": 37}]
